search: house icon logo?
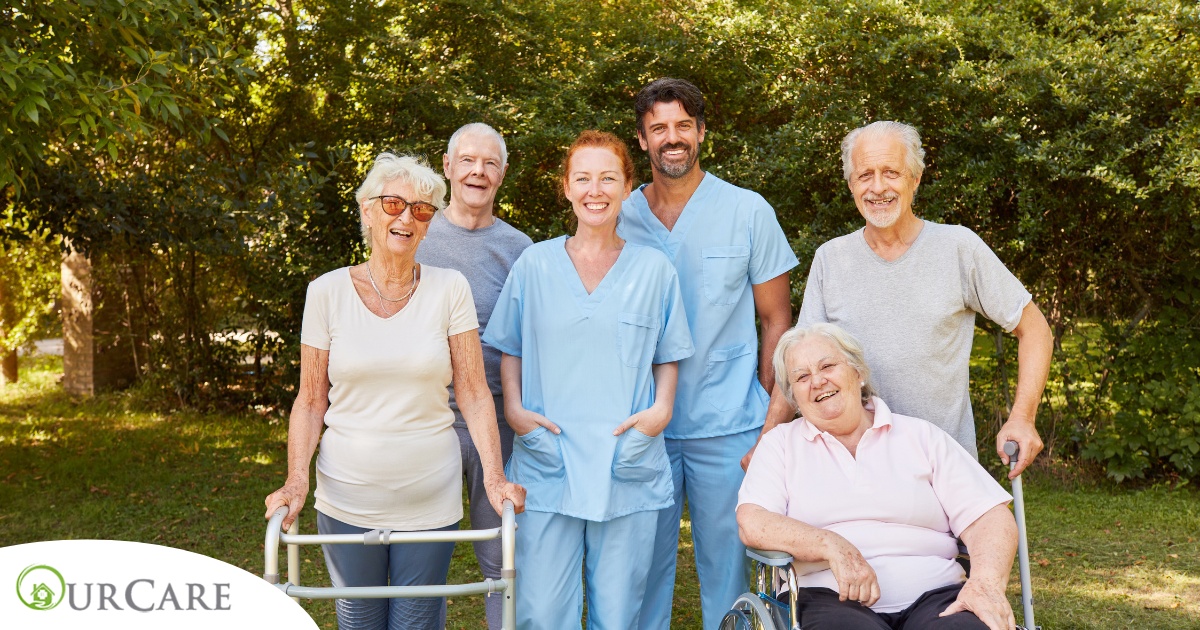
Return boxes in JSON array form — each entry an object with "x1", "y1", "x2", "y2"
[{"x1": 16, "y1": 564, "x2": 65, "y2": 610}]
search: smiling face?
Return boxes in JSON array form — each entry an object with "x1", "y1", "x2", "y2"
[
  {"x1": 848, "y1": 131, "x2": 921, "y2": 229},
  {"x1": 443, "y1": 130, "x2": 506, "y2": 213},
  {"x1": 637, "y1": 100, "x2": 705, "y2": 179},
  {"x1": 362, "y1": 179, "x2": 431, "y2": 258},
  {"x1": 564, "y1": 146, "x2": 632, "y2": 232},
  {"x1": 785, "y1": 335, "x2": 866, "y2": 433}
]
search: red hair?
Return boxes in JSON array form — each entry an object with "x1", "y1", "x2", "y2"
[{"x1": 561, "y1": 130, "x2": 636, "y2": 193}]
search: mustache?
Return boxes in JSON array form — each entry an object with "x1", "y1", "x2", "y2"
[{"x1": 658, "y1": 142, "x2": 690, "y2": 154}]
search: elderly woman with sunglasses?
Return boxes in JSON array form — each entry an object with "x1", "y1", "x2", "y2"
[
  {"x1": 737, "y1": 323, "x2": 1019, "y2": 630},
  {"x1": 264, "y1": 152, "x2": 525, "y2": 630}
]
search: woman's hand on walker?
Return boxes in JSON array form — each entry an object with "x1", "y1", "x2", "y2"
[
  {"x1": 484, "y1": 475, "x2": 526, "y2": 515},
  {"x1": 264, "y1": 477, "x2": 309, "y2": 530}
]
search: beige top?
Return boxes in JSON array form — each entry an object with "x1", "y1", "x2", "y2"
[{"x1": 301, "y1": 265, "x2": 478, "y2": 530}]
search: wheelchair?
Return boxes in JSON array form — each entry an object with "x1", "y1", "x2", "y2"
[
  {"x1": 262, "y1": 500, "x2": 518, "y2": 629},
  {"x1": 722, "y1": 441, "x2": 1040, "y2": 630}
]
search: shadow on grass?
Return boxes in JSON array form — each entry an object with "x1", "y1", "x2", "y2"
[{"x1": 4, "y1": 355, "x2": 1197, "y2": 629}]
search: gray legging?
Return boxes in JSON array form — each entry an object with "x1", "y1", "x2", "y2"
[
  {"x1": 316, "y1": 512, "x2": 456, "y2": 630},
  {"x1": 457, "y1": 417, "x2": 516, "y2": 630}
]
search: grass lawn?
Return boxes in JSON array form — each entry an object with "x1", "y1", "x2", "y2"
[{"x1": 2, "y1": 355, "x2": 1197, "y2": 628}]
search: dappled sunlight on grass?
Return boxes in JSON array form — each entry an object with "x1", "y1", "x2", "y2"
[{"x1": 4, "y1": 355, "x2": 1199, "y2": 628}]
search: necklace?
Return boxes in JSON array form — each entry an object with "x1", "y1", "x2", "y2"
[{"x1": 367, "y1": 262, "x2": 418, "y2": 304}]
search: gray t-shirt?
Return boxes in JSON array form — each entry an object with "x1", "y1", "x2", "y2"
[
  {"x1": 416, "y1": 211, "x2": 533, "y2": 427},
  {"x1": 797, "y1": 221, "x2": 1031, "y2": 458}
]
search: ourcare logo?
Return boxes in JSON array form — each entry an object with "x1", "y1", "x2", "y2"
[
  {"x1": 15, "y1": 563, "x2": 230, "y2": 613},
  {"x1": 1, "y1": 540, "x2": 317, "y2": 629},
  {"x1": 16, "y1": 564, "x2": 65, "y2": 610}
]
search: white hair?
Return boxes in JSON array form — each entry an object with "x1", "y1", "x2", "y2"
[
  {"x1": 355, "y1": 152, "x2": 446, "y2": 248},
  {"x1": 840, "y1": 121, "x2": 926, "y2": 183},
  {"x1": 773, "y1": 322, "x2": 876, "y2": 408},
  {"x1": 447, "y1": 122, "x2": 508, "y2": 169}
]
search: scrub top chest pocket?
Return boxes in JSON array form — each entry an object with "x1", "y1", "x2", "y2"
[
  {"x1": 701, "y1": 245, "x2": 751, "y2": 305},
  {"x1": 616, "y1": 312, "x2": 659, "y2": 369}
]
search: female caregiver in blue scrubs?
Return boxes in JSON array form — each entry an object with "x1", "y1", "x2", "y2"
[{"x1": 484, "y1": 130, "x2": 694, "y2": 629}]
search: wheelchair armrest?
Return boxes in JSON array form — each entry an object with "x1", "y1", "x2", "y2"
[{"x1": 746, "y1": 547, "x2": 794, "y2": 567}]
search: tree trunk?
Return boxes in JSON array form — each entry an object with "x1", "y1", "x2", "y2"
[{"x1": 0, "y1": 348, "x2": 15, "y2": 384}]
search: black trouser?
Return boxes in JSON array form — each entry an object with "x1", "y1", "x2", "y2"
[{"x1": 794, "y1": 583, "x2": 989, "y2": 630}]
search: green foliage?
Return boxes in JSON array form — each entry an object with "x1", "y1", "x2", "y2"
[
  {"x1": 0, "y1": 221, "x2": 59, "y2": 354},
  {"x1": 4, "y1": 0, "x2": 1198, "y2": 475}
]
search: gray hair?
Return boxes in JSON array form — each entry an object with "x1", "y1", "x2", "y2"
[
  {"x1": 447, "y1": 122, "x2": 508, "y2": 169},
  {"x1": 355, "y1": 152, "x2": 447, "y2": 249},
  {"x1": 840, "y1": 121, "x2": 926, "y2": 183},
  {"x1": 773, "y1": 322, "x2": 876, "y2": 409}
]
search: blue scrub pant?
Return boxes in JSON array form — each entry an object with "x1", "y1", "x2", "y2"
[
  {"x1": 317, "y1": 511, "x2": 456, "y2": 630},
  {"x1": 516, "y1": 509, "x2": 658, "y2": 630},
  {"x1": 638, "y1": 429, "x2": 757, "y2": 630}
]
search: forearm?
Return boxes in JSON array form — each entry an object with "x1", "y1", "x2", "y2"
[
  {"x1": 761, "y1": 386, "x2": 797, "y2": 434},
  {"x1": 452, "y1": 332, "x2": 504, "y2": 478},
  {"x1": 737, "y1": 504, "x2": 836, "y2": 564},
  {"x1": 959, "y1": 504, "x2": 1018, "y2": 586},
  {"x1": 285, "y1": 401, "x2": 325, "y2": 481},
  {"x1": 1009, "y1": 301, "x2": 1052, "y2": 423},
  {"x1": 753, "y1": 272, "x2": 793, "y2": 392},
  {"x1": 650, "y1": 362, "x2": 678, "y2": 416},
  {"x1": 500, "y1": 354, "x2": 527, "y2": 426},
  {"x1": 285, "y1": 345, "x2": 330, "y2": 482}
]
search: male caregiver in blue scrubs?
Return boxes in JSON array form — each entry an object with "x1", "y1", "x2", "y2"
[{"x1": 621, "y1": 78, "x2": 799, "y2": 630}]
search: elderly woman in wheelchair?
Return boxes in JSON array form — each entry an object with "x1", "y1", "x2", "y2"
[{"x1": 735, "y1": 323, "x2": 1020, "y2": 630}]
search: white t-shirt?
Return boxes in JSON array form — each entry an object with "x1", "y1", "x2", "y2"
[{"x1": 301, "y1": 265, "x2": 478, "y2": 530}]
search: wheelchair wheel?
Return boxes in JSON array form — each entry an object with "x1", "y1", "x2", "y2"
[{"x1": 720, "y1": 593, "x2": 780, "y2": 630}]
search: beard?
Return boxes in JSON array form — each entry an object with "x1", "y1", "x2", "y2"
[
  {"x1": 861, "y1": 196, "x2": 902, "y2": 229},
  {"x1": 652, "y1": 141, "x2": 698, "y2": 179}
]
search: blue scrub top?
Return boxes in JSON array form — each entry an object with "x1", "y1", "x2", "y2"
[
  {"x1": 483, "y1": 237, "x2": 694, "y2": 521},
  {"x1": 619, "y1": 173, "x2": 799, "y2": 439}
]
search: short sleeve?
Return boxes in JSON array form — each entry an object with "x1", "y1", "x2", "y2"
[
  {"x1": 446, "y1": 271, "x2": 480, "y2": 337},
  {"x1": 963, "y1": 233, "x2": 1031, "y2": 332},
  {"x1": 748, "y1": 196, "x2": 800, "y2": 285},
  {"x1": 300, "y1": 276, "x2": 332, "y2": 350},
  {"x1": 481, "y1": 260, "x2": 525, "y2": 357},
  {"x1": 926, "y1": 424, "x2": 1013, "y2": 537},
  {"x1": 653, "y1": 267, "x2": 695, "y2": 364},
  {"x1": 737, "y1": 426, "x2": 792, "y2": 516},
  {"x1": 796, "y1": 249, "x2": 828, "y2": 327}
]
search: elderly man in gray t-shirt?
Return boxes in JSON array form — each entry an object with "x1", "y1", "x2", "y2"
[
  {"x1": 414, "y1": 122, "x2": 531, "y2": 629},
  {"x1": 753, "y1": 121, "x2": 1053, "y2": 478}
]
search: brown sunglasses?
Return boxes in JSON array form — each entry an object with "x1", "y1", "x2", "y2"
[{"x1": 369, "y1": 195, "x2": 437, "y2": 222}]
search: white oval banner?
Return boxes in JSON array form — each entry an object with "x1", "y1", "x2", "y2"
[{"x1": 0, "y1": 540, "x2": 317, "y2": 629}]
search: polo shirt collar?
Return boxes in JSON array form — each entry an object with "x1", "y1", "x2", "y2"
[{"x1": 797, "y1": 395, "x2": 894, "y2": 442}]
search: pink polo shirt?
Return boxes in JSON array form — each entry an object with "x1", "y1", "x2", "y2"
[{"x1": 738, "y1": 397, "x2": 1012, "y2": 613}]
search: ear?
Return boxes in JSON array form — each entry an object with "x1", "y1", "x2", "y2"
[
  {"x1": 499, "y1": 162, "x2": 509, "y2": 184},
  {"x1": 636, "y1": 129, "x2": 649, "y2": 152},
  {"x1": 442, "y1": 153, "x2": 451, "y2": 178},
  {"x1": 697, "y1": 122, "x2": 706, "y2": 144}
]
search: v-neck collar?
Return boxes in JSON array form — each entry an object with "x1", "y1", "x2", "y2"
[
  {"x1": 553, "y1": 235, "x2": 632, "y2": 318},
  {"x1": 633, "y1": 172, "x2": 712, "y2": 259},
  {"x1": 856, "y1": 219, "x2": 930, "y2": 266}
]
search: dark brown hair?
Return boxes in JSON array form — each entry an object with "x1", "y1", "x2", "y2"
[{"x1": 634, "y1": 77, "x2": 706, "y2": 133}]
